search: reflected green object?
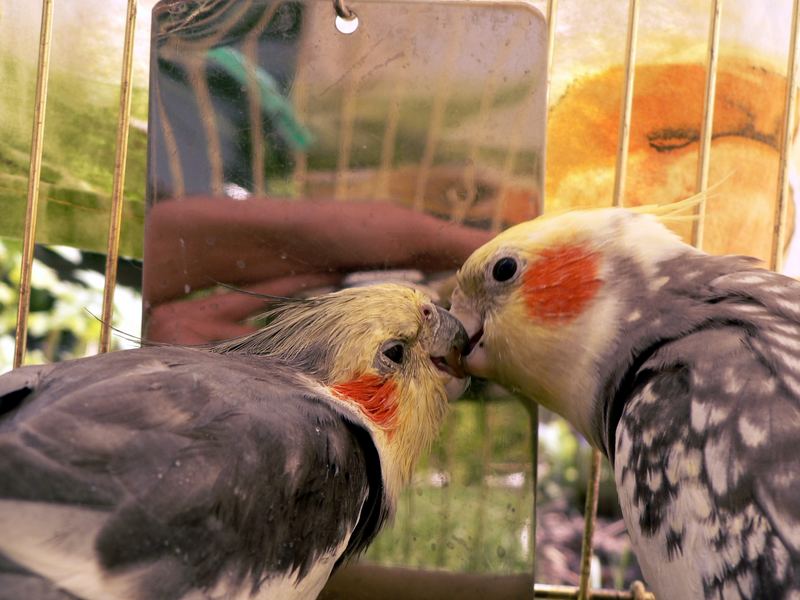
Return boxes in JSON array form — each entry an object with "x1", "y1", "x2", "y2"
[{"x1": 206, "y1": 46, "x2": 314, "y2": 151}]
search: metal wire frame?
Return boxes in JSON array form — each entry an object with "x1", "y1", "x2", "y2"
[
  {"x1": 12, "y1": 0, "x2": 53, "y2": 369},
  {"x1": 529, "y1": 0, "x2": 558, "y2": 591},
  {"x1": 333, "y1": 27, "x2": 365, "y2": 201},
  {"x1": 243, "y1": 0, "x2": 295, "y2": 196},
  {"x1": 611, "y1": 0, "x2": 640, "y2": 209},
  {"x1": 8, "y1": 1, "x2": 800, "y2": 599},
  {"x1": 773, "y1": 0, "x2": 800, "y2": 272},
  {"x1": 690, "y1": 0, "x2": 723, "y2": 251},
  {"x1": 534, "y1": 582, "x2": 653, "y2": 600},
  {"x1": 576, "y1": 1, "x2": 641, "y2": 597},
  {"x1": 412, "y1": 17, "x2": 467, "y2": 211},
  {"x1": 99, "y1": 0, "x2": 138, "y2": 354}
]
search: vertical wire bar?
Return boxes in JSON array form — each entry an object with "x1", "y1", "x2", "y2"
[
  {"x1": 401, "y1": 474, "x2": 416, "y2": 563},
  {"x1": 375, "y1": 93, "x2": 402, "y2": 199},
  {"x1": 244, "y1": 34, "x2": 266, "y2": 196},
  {"x1": 333, "y1": 27, "x2": 365, "y2": 201},
  {"x1": 455, "y1": 22, "x2": 526, "y2": 223},
  {"x1": 291, "y1": 72, "x2": 309, "y2": 196},
  {"x1": 543, "y1": 0, "x2": 559, "y2": 150},
  {"x1": 528, "y1": 401, "x2": 539, "y2": 594},
  {"x1": 691, "y1": 0, "x2": 723, "y2": 250},
  {"x1": 243, "y1": 2, "x2": 283, "y2": 197},
  {"x1": 578, "y1": 1, "x2": 640, "y2": 595},
  {"x1": 491, "y1": 17, "x2": 549, "y2": 232},
  {"x1": 290, "y1": 20, "x2": 312, "y2": 198},
  {"x1": 412, "y1": 18, "x2": 465, "y2": 211},
  {"x1": 154, "y1": 75, "x2": 186, "y2": 198},
  {"x1": 577, "y1": 450, "x2": 603, "y2": 600},
  {"x1": 99, "y1": 0, "x2": 138, "y2": 354},
  {"x1": 334, "y1": 69, "x2": 359, "y2": 200},
  {"x1": 434, "y1": 424, "x2": 453, "y2": 567},
  {"x1": 611, "y1": 0, "x2": 640, "y2": 208},
  {"x1": 187, "y1": 56, "x2": 224, "y2": 195},
  {"x1": 375, "y1": 14, "x2": 417, "y2": 200},
  {"x1": 772, "y1": 0, "x2": 800, "y2": 272},
  {"x1": 13, "y1": 0, "x2": 54, "y2": 369},
  {"x1": 533, "y1": 0, "x2": 557, "y2": 592},
  {"x1": 469, "y1": 398, "x2": 491, "y2": 570},
  {"x1": 492, "y1": 88, "x2": 537, "y2": 232}
]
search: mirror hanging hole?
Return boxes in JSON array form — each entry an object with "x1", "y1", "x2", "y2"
[{"x1": 333, "y1": 0, "x2": 358, "y2": 34}]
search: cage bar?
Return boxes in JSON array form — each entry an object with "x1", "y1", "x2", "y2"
[
  {"x1": 244, "y1": 35, "x2": 267, "y2": 196},
  {"x1": 527, "y1": 402, "x2": 540, "y2": 592},
  {"x1": 153, "y1": 78, "x2": 186, "y2": 198},
  {"x1": 611, "y1": 0, "x2": 640, "y2": 208},
  {"x1": 576, "y1": 449, "x2": 602, "y2": 599},
  {"x1": 412, "y1": 19, "x2": 465, "y2": 211},
  {"x1": 13, "y1": 0, "x2": 54, "y2": 369},
  {"x1": 492, "y1": 84, "x2": 540, "y2": 233},
  {"x1": 290, "y1": 25, "x2": 312, "y2": 198},
  {"x1": 535, "y1": 583, "x2": 654, "y2": 600},
  {"x1": 467, "y1": 399, "x2": 488, "y2": 569},
  {"x1": 244, "y1": 2, "x2": 286, "y2": 197},
  {"x1": 375, "y1": 14, "x2": 416, "y2": 200},
  {"x1": 334, "y1": 45, "x2": 360, "y2": 200},
  {"x1": 690, "y1": 0, "x2": 723, "y2": 250},
  {"x1": 772, "y1": 0, "x2": 800, "y2": 272},
  {"x1": 188, "y1": 56, "x2": 225, "y2": 195},
  {"x1": 532, "y1": 0, "x2": 557, "y2": 590},
  {"x1": 99, "y1": 0, "x2": 138, "y2": 354},
  {"x1": 577, "y1": 0, "x2": 640, "y2": 595},
  {"x1": 544, "y1": 0, "x2": 558, "y2": 114},
  {"x1": 576, "y1": 1, "x2": 642, "y2": 595}
]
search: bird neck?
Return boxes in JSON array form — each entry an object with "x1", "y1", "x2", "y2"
[{"x1": 589, "y1": 251, "x2": 758, "y2": 459}]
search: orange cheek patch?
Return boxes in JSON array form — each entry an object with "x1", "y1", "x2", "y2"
[
  {"x1": 522, "y1": 244, "x2": 602, "y2": 323},
  {"x1": 332, "y1": 375, "x2": 399, "y2": 433}
]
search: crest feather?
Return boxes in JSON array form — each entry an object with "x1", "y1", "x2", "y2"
[{"x1": 625, "y1": 177, "x2": 729, "y2": 225}]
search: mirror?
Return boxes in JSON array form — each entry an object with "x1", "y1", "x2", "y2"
[{"x1": 144, "y1": 0, "x2": 546, "y2": 347}]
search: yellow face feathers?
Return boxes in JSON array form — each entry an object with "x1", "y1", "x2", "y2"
[
  {"x1": 451, "y1": 206, "x2": 694, "y2": 440},
  {"x1": 215, "y1": 283, "x2": 468, "y2": 497}
]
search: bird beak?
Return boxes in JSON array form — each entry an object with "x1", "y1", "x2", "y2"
[
  {"x1": 428, "y1": 306, "x2": 469, "y2": 380},
  {"x1": 449, "y1": 286, "x2": 490, "y2": 378}
]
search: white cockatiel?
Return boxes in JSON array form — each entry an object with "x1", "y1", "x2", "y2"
[{"x1": 451, "y1": 207, "x2": 800, "y2": 599}]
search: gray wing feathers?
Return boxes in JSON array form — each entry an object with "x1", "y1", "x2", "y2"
[
  {"x1": 618, "y1": 263, "x2": 800, "y2": 597},
  {"x1": 0, "y1": 347, "x2": 381, "y2": 599}
]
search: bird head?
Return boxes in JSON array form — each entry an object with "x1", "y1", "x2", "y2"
[
  {"x1": 215, "y1": 283, "x2": 469, "y2": 500},
  {"x1": 451, "y1": 206, "x2": 694, "y2": 444}
]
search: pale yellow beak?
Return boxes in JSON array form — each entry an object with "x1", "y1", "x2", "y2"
[
  {"x1": 427, "y1": 304, "x2": 469, "y2": 401},
  {"x1": 449, "y1": 286, "x2": 491, "y2": 378}
]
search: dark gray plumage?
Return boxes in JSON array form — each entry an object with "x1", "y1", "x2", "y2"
[
  {"x1": 0, "y1": 348, "x2": 384, "y2": 600},
  {"x1": 606, "y1": 253, "x2": 800, "y2": 599},
  {"x1": 0, "y1": 284, "x2": 468, "y2": 600}
]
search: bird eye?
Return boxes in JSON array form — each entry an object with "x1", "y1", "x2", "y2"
[
  {"x1": 492, "y1": 257, "x2": 518, "y2": 282},
  {"x1": 382, "y1": 343, "x2": 405, "y2": 364}
]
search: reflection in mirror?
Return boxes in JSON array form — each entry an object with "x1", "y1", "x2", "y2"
[
  {"x1": 145, "y1": 0, "x2": 545, "y2": 346},
  {"x1": 145, "y1": 0, "x2": 546, "y2": 577}
]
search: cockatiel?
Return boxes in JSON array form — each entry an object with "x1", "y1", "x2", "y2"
[
  {"x1": 0, "y1": 284, "x2": 467, "y2": 600},
  {"x1": 450, "y1": 207, "x2": 800, "y2": 599}
]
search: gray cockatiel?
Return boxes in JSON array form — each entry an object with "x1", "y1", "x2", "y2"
[
  {"x1": 0, "y1": 284, "x2": 468, "y2": 600},
  {"x1": 450, "y1": 206, "x2": 800, "y2": 599}
]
